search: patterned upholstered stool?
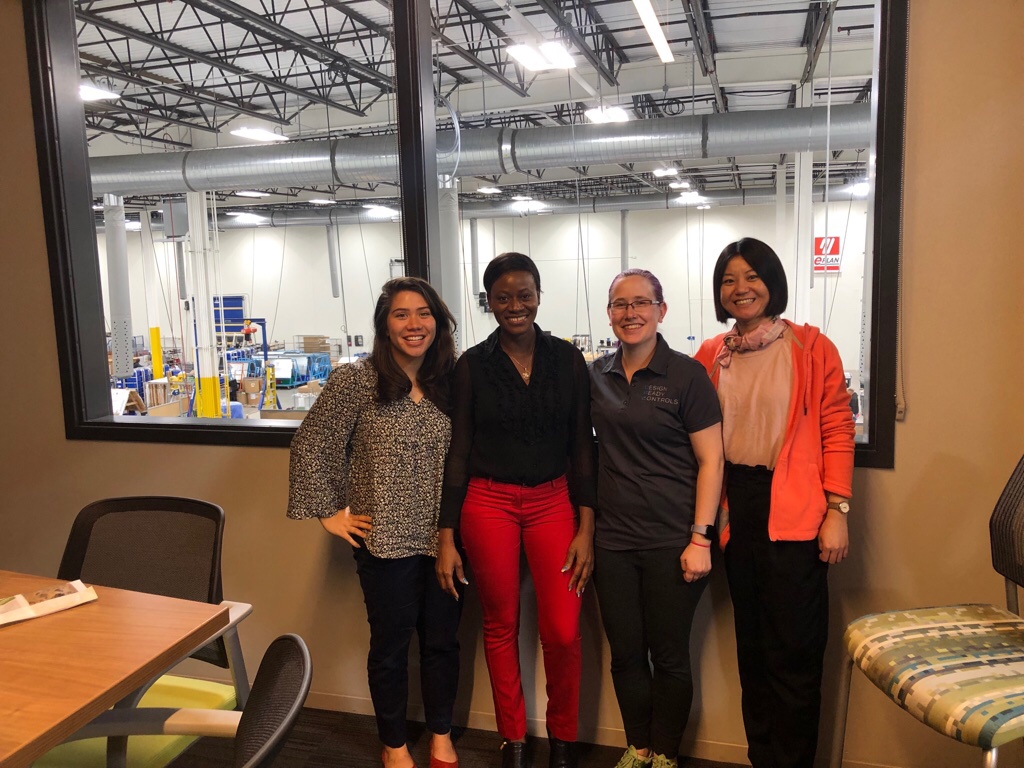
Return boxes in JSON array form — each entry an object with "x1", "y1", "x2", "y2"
[{"x1": 830, "y1": 456, "x2": 1024, "y2": 768}]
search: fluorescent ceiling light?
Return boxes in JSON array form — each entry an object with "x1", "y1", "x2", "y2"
[
  {"x1": 678, "y1": 191, "x2": 705, "y2": 204},
  {"x1": 668, "y1": 180, "x2": 691, "y2": 189},
  {"x1": 539, "y1": 41, "x2": 576, "y2": 69},
  {"x1": 696, "y1": 204, "x2": 711, "y2": 210},
  {"x1": 511, "y1": 195, "x2": 533, "y2": 201},
  {"x1": 653, "y1": 167, "x2": 678, "y2": 177},
  {"x1": 231, "y1": 213, "x2": 265, "y2": 224},
  {"x1": 511, "y1": 200, "x2": 548, "y2": 213},
  {"x1": 477, "y1": 187, "x2": 501, "y2": 195},
  {"x1": 507, "y1": 42, "x2": 576, "y2": 71},
  {"x1": 632, "y1": 0, "x2": 674, "y2": 63},
  {"x1": 363, "y1": 205, "x2": 398, "y2": 218},
  {"x1": 125, "y1": 221, "x2": 142, "y2": 231},
  {"x1": 235, "y1": 190, "x2": 269, "y2": 198},
  {"x1": 230, "y1": 127, "x2": 289, "y2": 142},
  {"x1": 585, "y1": 106, "x2": 630, "y2": 124},
  {"x1": 851, "y1": 180, "x2": 870, "y2": 197},
  {"x1": 92, "y1": 204, "x2": 104, "y2": 211},
  {"x1": 79, "y1": 83, "x2": 120, "y2": 101},
  {"x1": 308, "y1": 198, "x2": 335, "y2": 205}
]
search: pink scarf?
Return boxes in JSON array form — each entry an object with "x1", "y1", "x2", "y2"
[{"x1": 715, "y1": 317, "x2": 786, "y2": 369}]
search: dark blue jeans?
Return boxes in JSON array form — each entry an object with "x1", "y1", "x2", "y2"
[{"x1": 353, "y1": 546, "x2": 464, "y2": 747}]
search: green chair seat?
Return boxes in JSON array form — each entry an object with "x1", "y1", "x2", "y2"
[
  {"x1": 844, "y1": 603, "x2": 1024, "y2": 750},
  {"x1": 33, "y1": 676, "x2": 236, "y2": 768}
]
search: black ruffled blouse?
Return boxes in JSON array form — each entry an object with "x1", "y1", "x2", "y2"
[{"x1": 438, "y1": 324, "x2": 597, "y2": 528}]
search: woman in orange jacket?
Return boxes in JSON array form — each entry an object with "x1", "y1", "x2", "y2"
[{"x1": 694, "y1": 238, "x2": 855, "y2": 768}]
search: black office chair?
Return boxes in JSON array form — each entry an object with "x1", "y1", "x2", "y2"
[
  {"x1": 68, "y1": 634, "x2": 313, "y2": 768},
  {"x1": 36, "y1": 496, "x2": 252, "y2": 768}
]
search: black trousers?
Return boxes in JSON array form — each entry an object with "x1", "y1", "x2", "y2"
[
  {"x1": 353, "y1": 546, "x2": 464, "y2": 747},
  {"x1": 593, "y1": 546, "x2": 708, "y2": 757},
  {"x1": 724, "y1": 465, "x2": 828, "y2": 768}
]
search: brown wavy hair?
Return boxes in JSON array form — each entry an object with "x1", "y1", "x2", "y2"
[{"x1": 370, "y1": 277, "x2": 457, "y2": 413}]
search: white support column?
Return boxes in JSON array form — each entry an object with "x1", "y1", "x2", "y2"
[
  {"x1": 139, "y1": 209, "x2": 164, "y2": 377},
  {"x1": 103, "y1": 193, "x2": 134, "y2": 379},
  {"x1": 326, "y1": 224, "x2": 342, "y2": 299},
  {"x1": 435, "y1": 176, "x2": 464, "y2": 350},
  {"x1": 185, "y1": 192, "x2": 223, "y2": 418},
  {"x1": 791, "y1": 83, "x2": 815, "y2": 324}
]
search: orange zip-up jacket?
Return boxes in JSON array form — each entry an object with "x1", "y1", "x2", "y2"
[{"x1": 694, "y1": 320, "x2": 855, "y2": 546}]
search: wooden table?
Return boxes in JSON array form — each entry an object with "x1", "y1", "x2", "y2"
[{"x1": 0, "y1": 570, "x2": 229, "y2": 768}]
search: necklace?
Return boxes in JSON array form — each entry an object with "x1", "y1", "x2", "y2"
[{"x1": 501, "y1": 344, "x2": 535, "y2": 383}]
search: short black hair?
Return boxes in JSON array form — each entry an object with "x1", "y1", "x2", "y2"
[
  {"x1": 483, "y1": 252, "x2": 542, "y2": 296},
  {"x1": 712, "y1": 238, "x2": 789, "y2": 323}
]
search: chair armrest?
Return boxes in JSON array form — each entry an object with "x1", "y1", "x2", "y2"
[{"x1": 67, "y1": 708, "x2": 242, "y2": 741}]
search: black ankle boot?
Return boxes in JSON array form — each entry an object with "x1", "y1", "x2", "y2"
[
  {"x1": 548, "y1": 736, "x2": 576, "y2": 768},
  {"x1": 501, "y1": 740, "x2": 529, "y2": 768}
]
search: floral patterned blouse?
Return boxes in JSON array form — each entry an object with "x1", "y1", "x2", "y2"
[{"x1": 288, "y1": 361, "x2": 451, "y2": 559}]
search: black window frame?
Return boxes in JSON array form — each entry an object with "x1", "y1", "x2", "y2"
[{"x1": 23, "y1": 0, "x2": 905, "y2": 466}]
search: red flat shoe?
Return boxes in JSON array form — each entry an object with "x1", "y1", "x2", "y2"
[{"x1": 429, "y1": 756, "x2": 458, "y2": 768}]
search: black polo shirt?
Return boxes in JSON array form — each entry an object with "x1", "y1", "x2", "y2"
[{"x1": 590, "y1": 334, "x2": 722, "y2": 551}]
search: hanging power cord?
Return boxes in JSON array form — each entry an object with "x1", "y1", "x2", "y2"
[
  {"x1": 267, "y1": 224, "x2": 287, "y2": 344},
  {"x1": 564, "y1": 69, "x2": 595, "y2": 350},
  {"x1": 824, "y1": 186, "x2": 856, "y2": 333},
  {"x1": 822, "y1": 9, "x2": 835, "y2": 330}
]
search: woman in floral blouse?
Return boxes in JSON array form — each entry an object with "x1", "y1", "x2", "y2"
[{"x1": 289, "y1": 277, "x2": 462, "y2": 768}]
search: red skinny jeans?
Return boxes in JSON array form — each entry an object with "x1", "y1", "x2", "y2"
[{"x1": 460, "y1": 475, "x2": 582, "y2": 742}]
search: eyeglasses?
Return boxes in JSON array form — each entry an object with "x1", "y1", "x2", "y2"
[{"x1": 607, "y1": 299, "x2": 662, "y2": 313}]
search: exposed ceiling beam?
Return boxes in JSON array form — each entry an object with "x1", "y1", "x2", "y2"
[
  {"x1": 800, "y1": 1, "x2": 838, "y2": 85},
  {"x1": 86, "y1": 123, "x2": 192, "y2": 148},
  {"x1": 85, "y1": 101, "x2": 221, "y2": 133},
  {"x1": 79, "y1": 57, "x2": 291, "y2": 125},
  {"x1": 434, "y1": 29, "x2": 530, "y2": 97},
  {"x1": 532, "y1": 0, "x2": 618, "y2": 86},
  {"x1": 680, "y1": 0, "x2": 727, "y2": 112},
  {"x1": 178, "y1": 0, "x2": 394, "y2": 92},
  {"x1": 77, "y1": 9, "x2": 366, "y2": 117}
]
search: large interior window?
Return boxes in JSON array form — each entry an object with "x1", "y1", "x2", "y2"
[{"x1": 25, "y1": 0, "x2": 903, "y2": 465}]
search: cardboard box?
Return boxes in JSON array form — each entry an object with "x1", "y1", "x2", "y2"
[
  {"x1": 147, "y1": 399, "x2": 186, "y2": 417},
  {"x1": 296, "y1": 380, "x2": 322, "y2": 395},
  {"x1": 241, "y1": 377, "x2": 264, "y2": 393},
  {"x1": 145, "y1": 380, "x2": 169, "y2": 406}
]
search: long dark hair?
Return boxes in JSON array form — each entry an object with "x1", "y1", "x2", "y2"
[{"x1": 370, "y1": 277, "x2": 457, "y2": 413}]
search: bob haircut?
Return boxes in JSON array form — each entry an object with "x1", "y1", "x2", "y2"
[
  {"x1": 370, "y1": 277, "x2": 457, "y2": 413},
  {"x1": 483, "y1": 251, "x2": 542, "y2": 296},
  {"x1": 712, "y1": 238, "x2": 789, "y2": 323},
  {"x1": 608, "y1": 268, "x2": 664, "y2": 304}
]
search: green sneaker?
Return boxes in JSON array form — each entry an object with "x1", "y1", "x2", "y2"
[
  {"x1": 651, "y1": 754, "x2": 678, "y2": 768},
  {"x1": 614, "y1": 746, "x2": 652, "y2": 768}
]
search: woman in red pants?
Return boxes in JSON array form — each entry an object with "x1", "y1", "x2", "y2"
[{"x1": 436, "y1": 252, "x2": 597, "y2": 768}]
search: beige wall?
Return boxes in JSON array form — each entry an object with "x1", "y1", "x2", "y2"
[{"x1": 2, "y1": 2, "x2": 1022, "y2": 766}]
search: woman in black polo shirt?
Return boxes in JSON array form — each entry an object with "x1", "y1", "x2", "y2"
[
  {"x1": 590, "y1": 269, "x2": 724, "y2": 768},
  {"x1": 436, "y1": 252, "x2": 597, "y2": 768}
]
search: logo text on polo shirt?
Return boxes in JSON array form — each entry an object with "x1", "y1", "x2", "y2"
[{"x1": 643, "y1": 384, "x2": 679, "y2": 405}]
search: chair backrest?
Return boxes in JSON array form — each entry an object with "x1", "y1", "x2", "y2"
[
  {"x1": 234, "y1": 634, "x2": 312, "y2": 768},
  {"x1": 989, "y1": 455, "x2": 1024, "y2": 589},
  {"x1": 58, "y1": 496, "x2": 229, "y2": 667}
]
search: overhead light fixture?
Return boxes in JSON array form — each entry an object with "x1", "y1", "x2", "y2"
[
  {"x1": 511, "y1": 195, "x2": 533, "y2": 201},
  {"x1": 653, "y1": 167, "x2": 679, "y2": 178},
  {"x1": 92, "y1": 203, "x2": 104, "y2": 211},
  {"x1": 230, "y1": 213, "x2": 265, "y2": 224},
  {"x1": 851, "y1": 180, "x2": 870, "y2": 197},
  {"x1": 125, "y1": 220, "x2": 142, "y2": 231},
  {"x1": 696, "y1": 204, "x2": 711, "y2": 210},
  {"x1": 308, "y1": 198, "x2": 335, "y2": 205},
  {"x1": 511, "y1": 200, "x2": 548, "y2": 213},
  {"x1": 79, "y1": 83, "x2": 120, "y2": 101},
  {"x1": 363, "y1": 205, "x2": 398, "y2": 218},
  {"x1": 585, "y1": 106, "x2": 630, "y2": 124},
  {"x1": 235, "y1": 190, "x2": 269, "y2": 198},
  {"x1": 230, "y1": 127, "x2": 289, "y2": 142},
  {"x1": 507, "y1": 41, "x2": 576, "y2": 71},
  {"x1": 678, "y1": 191, "x2": 705, "y2": 204},
  {"x1": 668, "y1": 180, "x2": 691, "y2": 189},
  {"x1": 632, "y1": 0, "x2": 674, "y2": 63},
  {"x1": 477, "y1": 187, "x2": 501, "y2": 195}
]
